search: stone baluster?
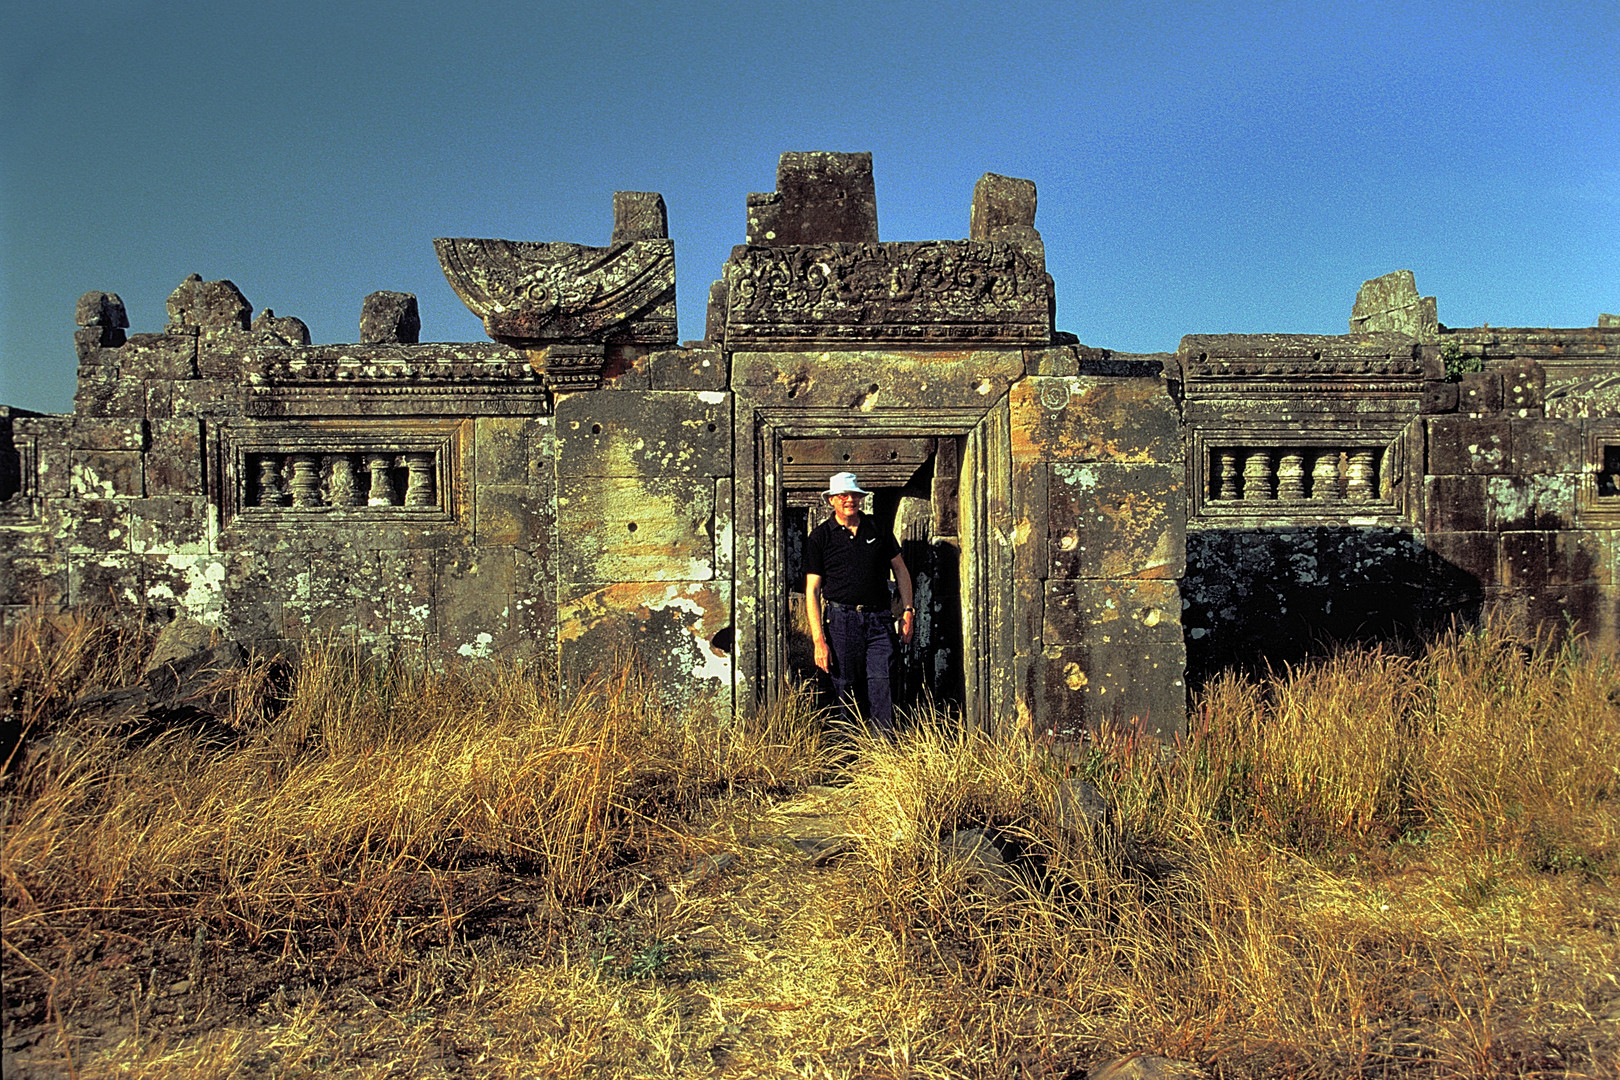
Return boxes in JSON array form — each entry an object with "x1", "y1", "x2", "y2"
[
  {"x1": 1311, "y1": 450, "x2": 1341, "y2": 500},
  {"x1": 1276, "y1": 450, "x2": 1306, "y2": 501},
  {"x1": 255, "y1": 454, "x2": 286, "y2": 506},
  {"x1": 404, "y1": 453, "x2": 436, "y2": 507},
  {"x1": 1347, "y1": 449, "x2": 1377, "y2": 501},
  {"x1": 287, "y1": 453, "x2": 321, "y2": 508},
  {"x1": 1242, "y1": 449, "x2": 1274, "y2": 501},
  {"x1": 327, "y1": 454, "x2": 361, "y2": 507},
  {"x1": 366, "y1": 453, "x2": 397, "y2": 506},
  {"x1": 1215, "y1": 449, "x2": 1240, "y2": 501}
]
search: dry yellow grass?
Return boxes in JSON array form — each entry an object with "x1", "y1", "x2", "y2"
[{"x1": 3, "y1": 612, "x2": 1616, "y2": 1078}]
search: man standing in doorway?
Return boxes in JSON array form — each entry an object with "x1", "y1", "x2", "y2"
[{"x1": 805, "y1": 472, "x2": 915, "y2": 737}]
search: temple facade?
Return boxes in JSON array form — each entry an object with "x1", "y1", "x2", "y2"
[{"x1": 3, "y1": 153, "x2": 1616, "y2": 737}]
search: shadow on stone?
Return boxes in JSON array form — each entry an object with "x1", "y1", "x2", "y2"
[{"x1": 1183, "y1": 526, "x2": 1485, "y2": 689}]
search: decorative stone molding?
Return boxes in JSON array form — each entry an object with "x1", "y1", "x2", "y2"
[
  {"x1": 536, "y1": 344, "x2": 607, "y2": 393},
  {"x1": 247, "y1": 343, "x2": 547, "y2": 417}
]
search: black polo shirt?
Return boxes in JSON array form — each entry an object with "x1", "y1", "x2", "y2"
[{"x1": 805, "y1": 514, "x2": 900, "y2": 608}]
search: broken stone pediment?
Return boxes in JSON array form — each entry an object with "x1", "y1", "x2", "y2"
[
  {"x1": 1350, "y1": 269, "x2": 1438, "y2": 340},
  {"x1": 721, "y1": 154, "x2": 1052, "y2": 347},
  {"x1": 435, "y1": 237, "x2": 676, "y2": 346},
  {"x1": 434, "y1": 192, "x2": 676, "y2": 350}
]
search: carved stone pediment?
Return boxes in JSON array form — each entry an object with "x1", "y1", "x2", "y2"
[
  {"x1": 721, "y1": 240, "x2": 1053, "y2": 348},
  {"x1": 434, "y1": 237, "x2": 676, "y2": 347}
]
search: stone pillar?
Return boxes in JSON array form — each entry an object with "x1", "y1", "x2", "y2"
[
  {"x1": 1347, "y1": 449, "x2": 1377, "y2": 500},
  {"x1": 366, "y1": 454, "x2": 396, "y2": 506},
  {"x1": 1242, "y1": 448, "x2": 1274, "y2": 501},
  {"x1": 328, "y1": 454, "x2": 361, "y2": 507},
  {"x1": 255, "y1": 455, "x2": 286, "y2": 506},
  {"x1": 404, "y1": 453, "x2": 435, "y2": 507},
  {"x1": 287, "y1": 454, "x2": 321, "y2": 508},
  {"x1": 1311, "y1": 451, "x2": 1341, "y2": 500},
  {"x1": 1276, "y1": 450, "x2": 1306, "y2": 500},
  {"x1": 1215, "y1": 448, "x2": 1240, "y2": 501}
]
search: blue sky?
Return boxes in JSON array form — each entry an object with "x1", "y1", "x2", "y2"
[{"x1": 3, "y1": 0, "x2": 1616, "y2": 414}]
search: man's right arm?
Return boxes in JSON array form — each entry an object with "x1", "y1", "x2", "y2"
[{"x1": 805, "y1": 573, "x2": 831, "y2": 673}]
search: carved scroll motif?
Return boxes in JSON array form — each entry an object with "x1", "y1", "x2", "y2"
[
  {"x1": 434, "y1": 237, "x2": 676, "y2": 347},
  {"x1": 722, "y1": 240, "x2": 1053, "y2": 346}
]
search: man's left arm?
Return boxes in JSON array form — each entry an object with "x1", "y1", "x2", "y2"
[{"x1": 891, "y1": 553, "x2": 915, "y2": 644}]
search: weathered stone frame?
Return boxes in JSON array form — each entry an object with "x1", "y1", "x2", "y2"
[
  {"x1": 1187, "y1": 418, "x2": 1422, "y2": 527},
  {"x1": 1576, "y1": 420, "x2": 1620, "y2": 527},
  {"x1": 737, "y1": 402, "x2": 1014, "y2": 730},
  {"x1": 215, "y1": 420, "x2": 466, "y2": 530}
]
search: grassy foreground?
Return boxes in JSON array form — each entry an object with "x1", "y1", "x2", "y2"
[{"x1": 2, "y1": 613, "x2": 1617, "y2": 1078}]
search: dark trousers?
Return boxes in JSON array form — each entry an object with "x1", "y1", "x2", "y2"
[{"x1": 826, "y1": 605, "x2": 896, "y2": 737}]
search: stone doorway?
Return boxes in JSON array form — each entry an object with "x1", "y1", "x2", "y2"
[{"x1": 780, "y1": 436, "x2": 966, "y2": 717}]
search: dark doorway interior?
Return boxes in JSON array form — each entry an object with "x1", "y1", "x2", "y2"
[{"x1": 782, "y1": 437, "x2": 965, "y2": 717}]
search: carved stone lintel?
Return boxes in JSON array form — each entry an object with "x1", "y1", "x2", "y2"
[{"x1": 722, "y1": 240, "x2": 1052, "y2": 347}]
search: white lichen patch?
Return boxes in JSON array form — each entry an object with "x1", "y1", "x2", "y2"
[{"x1": 457, "y1": 632, "x2": 495, "y2": 659}]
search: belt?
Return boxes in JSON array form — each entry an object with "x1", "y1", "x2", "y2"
[{"x1": 826, "y1": 599, "x2": 887, "y2": 613}]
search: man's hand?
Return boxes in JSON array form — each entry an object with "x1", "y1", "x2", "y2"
[
  {"x1": 805, "y1": 573, "x2": 830, "y2": 672},
  {"x1": 900, "y1": 609, "x2": 915, "y2": 644}
]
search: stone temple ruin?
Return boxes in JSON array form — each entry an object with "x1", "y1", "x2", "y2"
[{"x1": 2, "y1": 152, "x2": 1616, "y2": 737}]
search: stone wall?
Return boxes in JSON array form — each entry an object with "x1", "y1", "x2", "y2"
[{"x1": 3, "y1": 154, "x2": 1615, "y2": 737}]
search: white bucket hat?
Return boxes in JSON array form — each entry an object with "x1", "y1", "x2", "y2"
[{"x1": 824, "y1": 471, "x2": 871, "y2": 498}]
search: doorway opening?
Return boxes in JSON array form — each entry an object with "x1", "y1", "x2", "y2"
[{"x1": 781, "y1": 435, "x2": 966, "y2": 716}]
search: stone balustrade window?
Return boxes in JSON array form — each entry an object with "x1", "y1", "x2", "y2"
[
  {"x1": 217, "y1": 422, "x2": 463, "y2": 531},
  {"x1": 245, "y1": 451, "x2": 439, "y2": 510},
  {"x1": 1190, "y1": 430, "x2": 1409, "y2": 525},
  {"x1": 1599, "y1": 444, "x2": 1620, "y2": 499},
  {"x1": 1207, "y1": 446, "x2": 1384, "y2": 504},
  {"x1": 1578, "y1": 427, "x2": 1620, "y2": 526}
]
